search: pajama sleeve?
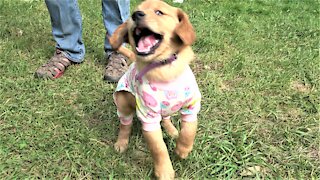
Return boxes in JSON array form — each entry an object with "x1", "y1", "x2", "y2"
[{"x1": 180, "y1": 90, "x2": 201, "y2": 122}]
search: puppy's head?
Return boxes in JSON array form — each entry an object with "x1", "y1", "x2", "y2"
[{"x1": 110, "y1": 0, "x2": 195, "y2": 62}]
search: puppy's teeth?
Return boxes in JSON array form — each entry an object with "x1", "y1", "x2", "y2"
[
  {"x1": 152, "y1": 40, "x2": 159, "y2": 46},
  {"x1": 136, "y1": 28, "x2": 141, "y2": 35}
]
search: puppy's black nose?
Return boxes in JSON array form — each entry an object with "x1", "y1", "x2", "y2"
[{"x1": 132, "y1": 11, "x2": 145, "y2": 21}]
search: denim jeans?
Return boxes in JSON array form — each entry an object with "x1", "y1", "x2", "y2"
[{"x1": 45, "y1": 0, "x2": 130, "y2": 63}]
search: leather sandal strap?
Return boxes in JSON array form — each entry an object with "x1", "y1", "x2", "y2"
[{"x1": 35, "y1": 50, "x2": 72, "y2": 79}]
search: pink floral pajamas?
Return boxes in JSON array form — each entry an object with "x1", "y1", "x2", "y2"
[{"x1": 114, "y1": 63, "x2": 201, "y2": 131}]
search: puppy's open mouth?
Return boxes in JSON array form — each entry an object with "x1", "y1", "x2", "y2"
[{"x1": 134, "y1": 27, "x2": 163, "y2": 56}]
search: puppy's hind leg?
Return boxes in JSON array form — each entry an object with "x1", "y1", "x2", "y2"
[
  {"x1": 114, "y1": 123, "x2": 132, "y2": 153},
  {"x1": 161, "y1": 117, "x2": 179, "y2": 139},
  {"x1": 114, "y1": 91, "x2": 136, "y2": 153}
]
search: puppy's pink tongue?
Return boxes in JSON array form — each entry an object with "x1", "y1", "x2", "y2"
[{"x1": 136, "y1": 34, "x2": 156, "y2": 53}]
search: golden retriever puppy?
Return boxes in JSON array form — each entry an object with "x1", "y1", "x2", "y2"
[{"x1": 109, "y1": 0, "x2": 201, "y2": 179}]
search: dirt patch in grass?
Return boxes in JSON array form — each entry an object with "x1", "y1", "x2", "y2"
[
  {"x1": 308, "y1": 146, "x2": 320, "y2": 161},
  {"x1": 87, "y1": 117, "x2": 104, "y2": 128},
  {"x1": 192, "y1": 56, "x2": 224, "y2": 75},
  {"x1": 219, "y1": 77, "x2": 245, "y2": 91},
  {"x1": 291, "y1": 81, "x2": 311, "y2": 93}
]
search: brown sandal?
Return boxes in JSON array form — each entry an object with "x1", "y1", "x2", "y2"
[
  {"x1": 35, "y1": 50, "x2": 72, "y2": 79},
  {"x1": 104, "y1": 52, "x2": 129, "y2": 82}
]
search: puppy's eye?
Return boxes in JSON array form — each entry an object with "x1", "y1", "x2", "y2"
[{"x1": 155, "y1": 10, "x2": 163, "y2": 16}]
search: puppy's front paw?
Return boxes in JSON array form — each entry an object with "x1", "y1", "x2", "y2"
[
  {"x1": 114, "y1": 140, "x2": 128, "y2": 153},
  {"x1": 175, "y1": 142, "x2": 192, "y2": 159},
  {"x1": 175, "y1": 148, "x2": 189, "y2": 159},
  {"x1": 157, "y1": 173, "x2": 175, "y2": 180},
  {"x1": 155, "y1": 168, "x2": 175, "y2": 180}
]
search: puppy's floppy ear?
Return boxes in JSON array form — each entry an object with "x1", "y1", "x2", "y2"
[
  {"x1": 175, "y1": 9, "x2": 196, "y2": 45},
  {"x1": 109, "y1": 21, "x2": 129, "y2": 50}
]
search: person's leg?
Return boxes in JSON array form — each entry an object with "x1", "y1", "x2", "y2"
[
  {"x1": 46, "y1": 0, "x2": 85, "y2": 62},
  {"x1": 102, "y1": 0, "x2": 130, "y2": 82},
  {"x1": 35, "y1": 0, "x2": 85, "y2": 79},
  {"x1": 102, "y1": 0, "x2": 129, "y2": 52}
]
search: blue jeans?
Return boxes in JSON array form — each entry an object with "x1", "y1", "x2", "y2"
[{"x1": 45, "y1": 0, "x2": 130, "y2": 63}]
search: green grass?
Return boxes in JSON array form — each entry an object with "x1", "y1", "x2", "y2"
[{"x1": 0, "y1": 0, "x2": 319, "y2": 179}]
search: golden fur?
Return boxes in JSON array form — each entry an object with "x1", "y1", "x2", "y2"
[
  {"x1": 110, "y1": 0, "x2": 195, "y2": 82},
  {"x1": 109, "y1": 0, "x2": 198, "y2": 179}
]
